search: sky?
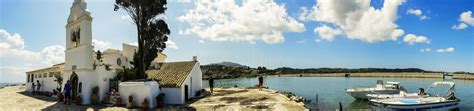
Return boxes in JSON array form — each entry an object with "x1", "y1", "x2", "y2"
[{"x1": 1, "y1": 0, "x2": 473, "y2": 83}]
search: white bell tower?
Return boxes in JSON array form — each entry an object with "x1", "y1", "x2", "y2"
[{"x1": 65, "y1": 0, "x2": 94, "y2": 71}]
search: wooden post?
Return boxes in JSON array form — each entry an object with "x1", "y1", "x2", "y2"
[
  {"x1": 339, "y1": 102, "x2": 343, "y2": 111},
  {"x1": 315, "y1": 94, "x2": 319, "y2": 110}
]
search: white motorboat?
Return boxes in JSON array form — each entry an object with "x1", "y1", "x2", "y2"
[
  {"x1": 369, "y1": 81, "x2": 460, "y2": 110},
  {"x1": 346, "y1": 80, "x2": 403, "y2": 99}
]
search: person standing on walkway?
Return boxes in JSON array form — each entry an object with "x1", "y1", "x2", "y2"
[
  {"x1": 258, "y1": 76, "x2": 264, "y2": 90},
  {"x1": 32, "y1": 82, "x2": 36, "y2": 95},
  {"x1": 36, "y1": 80, "x2": 41, "y2": 94},
  {"x1": 64, "y1": 80, "x2": 72, "y2": 105},
  {"x1": 209, "y1": 77, "x2": 214, "y2": 94}
]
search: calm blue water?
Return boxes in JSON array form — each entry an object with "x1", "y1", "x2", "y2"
[{"x1": 203, "y1": 76, "x2": 474, "y2": 110}]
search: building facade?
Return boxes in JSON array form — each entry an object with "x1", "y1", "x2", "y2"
[{"x1": 25, "y1": 0, "x2": 202, "y2": 105}]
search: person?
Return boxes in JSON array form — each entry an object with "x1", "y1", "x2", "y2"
[
  {"x1": 258, "y1": 76, "x2": 264, "y2": 90},
  {"x1": 209, "y1": 77, "x2": 214, "y2": 93},
  {"x1": 64, "y1": 80, "x2": 71, "y2": 105},
  {"x1": 36, "y1": 80, "x2": 41, "y2": 94},
  {"x1": 32, "y1": 82, "x2": 36, "y2": 95},
  {"x1": 418, "y1": 88, "x2": 425, "y2": 96}
]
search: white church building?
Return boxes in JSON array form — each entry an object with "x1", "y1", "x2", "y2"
[{"x1": 25, "y1": 0, "x2": 203, "y2": 106}]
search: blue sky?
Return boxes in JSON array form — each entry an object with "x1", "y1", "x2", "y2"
[{"x1": 1, "y1": 0, "x2": 473, "y2": 83}]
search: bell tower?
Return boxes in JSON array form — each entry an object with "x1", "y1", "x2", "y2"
[{"x1": 65, "y1": 0, "x2": 94, "y2": 71}]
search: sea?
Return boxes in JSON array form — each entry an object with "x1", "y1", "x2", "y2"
[{"x1": 203, "y1": 76, "x2": 474, "y2": 110}]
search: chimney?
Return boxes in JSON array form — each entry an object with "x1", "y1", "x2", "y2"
[
  {"x1": 192, "y1": 56, "x2": 197, "y2": 61},
  {"x1": 154, "y1": 63, "x2": 161, "y2": 69}
]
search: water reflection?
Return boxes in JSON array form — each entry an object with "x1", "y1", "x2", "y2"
[{"x1": 347, "y1": 100, "x2": 370, "y2": 110}]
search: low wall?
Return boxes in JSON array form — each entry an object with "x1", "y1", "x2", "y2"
[{"x1": 119, "y1": 81, "x2": 160, "y2": 108}]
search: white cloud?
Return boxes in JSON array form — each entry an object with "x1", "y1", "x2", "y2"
[
  {"x1": 460, "y1": 11, "x2": 474, "y2": 25},
  {"x1": 178, "y1": 0, "x2": 305, "y2": 44},
  {"x1": 314, "y1": 25, "x2": 342, "y2": 41},
  {"x1": 128, "y1": 42, "x2": 138, "y2": 46},
  {"x1": 0, "y1": 29, "x2": 39, "y2": 59},
  {"x1": 315, "y1": 39, "x2": 321, "y2": 43},
  {"x1": 407, "y1": 9, "x2": 428, "y2": 20},
  {"x1": 127, "y1": 41, "x2": 178, "y2": 50},
  {"x1": 299, "y1": 0, "x2": 407, "y2": 43},
  {"x1": 177, "y1": 0, "x2": 191, "y2": 3},
  {"x1": 40, "y1": 45, "x2": 65, "y2": 66},
  {"x1": 92, "y1": 39, "x2": 111, "y2": 51},
  {"x1": 437, "y1": 47, "x2": 455, "y2": 53},
  {"x1": 199, "y1": 40, "x2": 205, "y2": 43},
  {"x1": 0, "y1": 29, "x2": 65, "y2": 82},
  {"x1": 165, "y1": 40, "x2": 178, "y2": 50},
  {"x1": 403, "y1": 34, "x2": 430, "y2": 45},
  {"x1": 420, "y1": 48, "x2": 431, "y2": 52},
  {"x1": 452, "y1": 23, "x2": 468, "y2": 30},
  {"x1": 120, "y1": 15, "x2": 129, "y2": 20},
  {"x1": 453, "y1": 10, "x2": 474, "y2": 30},
  {"x1": 407, "y1": 9, "x2": 422, "y2": 16}
]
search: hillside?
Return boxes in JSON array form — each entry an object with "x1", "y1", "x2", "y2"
[{"x1": 200, "y1": 62, "x2": 472, "y2": 79}]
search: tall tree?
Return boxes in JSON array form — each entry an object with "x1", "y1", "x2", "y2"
[{"x1": 114, "y1": 0, "x2": 170, "y2": 79}]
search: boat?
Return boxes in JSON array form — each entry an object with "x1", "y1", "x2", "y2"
[
  {"x1": 346, "y1": 80, "x2": 403, "y2": 99},
  {"x1": 369, "y1": 81, "x2": 460, "y2": 110}
]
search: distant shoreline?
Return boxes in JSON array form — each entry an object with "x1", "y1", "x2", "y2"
[
  {"x1": 277, "y1": 72, "x2": 474, "y2": 80},
  {"x1": 205, "y1": 72, "x2": 474, "y2": 80}
]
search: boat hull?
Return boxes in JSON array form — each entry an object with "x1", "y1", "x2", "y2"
[
  {"x1": 369, "y1": 99, "x2": 460, "y2": 111},
  {"x1": 347, "y1": 90, "x2": 400, "y2": 99}
]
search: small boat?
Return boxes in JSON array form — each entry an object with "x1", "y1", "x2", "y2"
[
  {"x1": 369, "y1": 81, "x2": 460, "y2": 110},
  {"x1": 346, "y1": 80, "x2": 403, "y2": 99}
]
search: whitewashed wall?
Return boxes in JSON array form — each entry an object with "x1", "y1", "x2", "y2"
[
  {"x1": 190, "y1": 62, "x2": 203, "y2": 97},
  {"x1": 119, "y1": 81, "x2": 160, "y2": 108},
  {"x1": 94, "y1": 65, "x2": 116, "y2": 102},
  {"x1": 26, "y1": 74, "x2": 60, "y2": 93},
  {"x1": 160, "y1": 87, "x2": 183, "y2": 104},
  {"x1": 160, "y1": 62, "x2": 203, "y2": 105},
  {"x1": 101, "y1": 53, "x2": 127, "y2": 70},
  {"x1": 62, "y1": 70, "x2": 97, "y2": 105},
  {"x1": 64, "y1": 45, "x2": 94, "y2": 71}
]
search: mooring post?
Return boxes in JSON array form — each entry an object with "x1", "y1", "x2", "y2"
[
  {"x1": 339, "y1": 102, "x2": 343, "y2": 111},
  {"x1": 315, "y1": 94, "x2": 319, "y2": 110}
]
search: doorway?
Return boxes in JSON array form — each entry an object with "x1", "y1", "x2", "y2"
[
  {"x1": 184, "y1": 85, "x2": 189, "y2": 101},
  {"x1": 70, "y1": 72, "x2": 79, "y2": 98}
]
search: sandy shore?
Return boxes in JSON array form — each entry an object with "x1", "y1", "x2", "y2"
[
  {"x1": 0, "y1": 86, "x2": 307, "y2": 111},
  {"x1": 280, "y1": 73, "x2": 474, "y2": 80},
  {"x1": 189, "y1": 87, "x2": 307, "y2": 111}
]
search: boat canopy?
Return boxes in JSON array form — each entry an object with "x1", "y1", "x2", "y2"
[
  {"x1": 386, "y1": 82, "x2": 400, "y2": 85},
  {"x1": 431, "y1": 81, "x2": 455, "y2": 88},
  {"x1": 428, "y1": 81, "x2": 456, "y2": 98}
]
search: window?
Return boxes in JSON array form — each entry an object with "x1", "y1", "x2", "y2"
[
  {"x1": 49, "y1": 72, "x2": 54, "y2": 77},
  {"x1": 71, "y1": 28, "x2": 81, "y2": 47},
  {"x1": 43, "y1": 73, "x2": 47, "y2": 78},
  {"x1": 117, "y1": 58, "x2": 122, "y2": 66},
  {"x1": 27, "y1": 74, "x2": 30, "y2": 82},
  {"x1": 55, "y1": 72, "x2": 61, "y2": 77}
]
